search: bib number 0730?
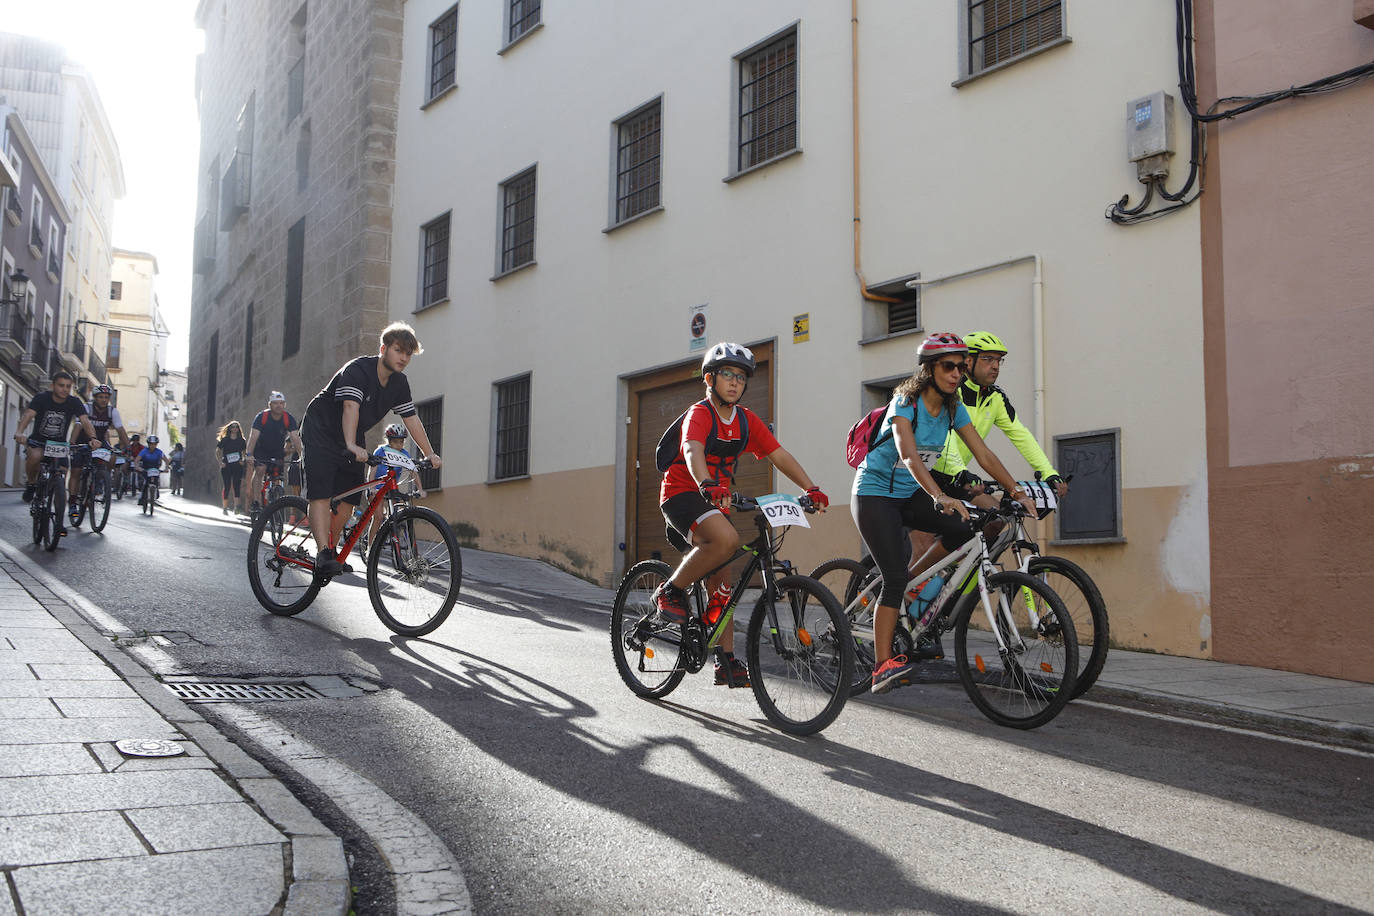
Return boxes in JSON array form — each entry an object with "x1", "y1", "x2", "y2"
[{"x1": 756, "y1": 493, "x2": 810, "y2": 529}]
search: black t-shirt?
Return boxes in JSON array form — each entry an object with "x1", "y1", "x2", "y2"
[
  {"x1": 28, "y1": 392, "x2": 88, "y2": 442},
  {"x1": 72, "y1": 402, "x2": 122, "y2": 445},
  {"x1": 218, "y1": 436, "x2": 247, "y2": 465},
  {"x1": 250, "y1": 409, "x2": 299, "y2": 459},
  {"x1": 304, "y1": 356, "x2": 416, "y2": 449}
]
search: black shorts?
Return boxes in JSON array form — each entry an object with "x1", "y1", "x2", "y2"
[
  {"x1": 287, "y1": 462, "x2": 303, "y2": 487},
  {"x1": 661, "y1": 490, "x2": 723, "y2": 554},
  {"x1": 303, "y1": 440, "x2": 365, "y2": 505}
]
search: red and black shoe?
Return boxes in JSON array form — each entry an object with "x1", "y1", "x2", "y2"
[
  {"x1": 714, "y1": 654, "x2": 750, "y2": 688},
  {"x1": 651, "y1": 582, "x2": 689, "y2": 625}
]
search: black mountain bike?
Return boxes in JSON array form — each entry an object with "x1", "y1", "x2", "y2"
[
  {"x1": 29, "y1": 441, "x2": 71, "y2": 551},
  {"x1": 611, "y1": 494, "x2": 854, "y2": 736},
  {"x1": 140, "y1": 464, "x2": 161, "y2": 516},
  {"x1": 69, "y1": 445, "x2": 114, "y2": 532}
]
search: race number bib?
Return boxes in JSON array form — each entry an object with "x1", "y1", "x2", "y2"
[
  {"x1": 915, "y1": 448, "x2": 943, "y2": 470},
  {"x1": 380, "y1": 447, "x2": 417, "y2": 471},
  {"x1": 225, "y1": 452, "x2": 240, "y2": 463},
  {"x1": 145, "y1": 467, "x2": 160, "y2": 478},
  {"x1": 115, "y1": 456, "x2": 127, "y2": 466},
  {"x1": 43, "y1": 441, "x2": 69, "y2": 459},
  {"x1": 1018, "y1": 480, "x2": 1059, "y2": 512},
  {"x1": 756, "y1": 493, "x2": 810, "y2": 529},
  {"x1": 91, "y1": 448, "x2": 112, "y2": 462}
]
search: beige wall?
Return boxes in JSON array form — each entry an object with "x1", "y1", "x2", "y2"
[
  {"x1": 108, "y1": 250, "x2": 163, "y2": 435},
  {"x1": 1200, "y1": 0, "x2": 1374, "y2": 681}
]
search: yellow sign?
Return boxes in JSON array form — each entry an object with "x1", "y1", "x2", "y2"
[{"x1": 793, "y1": 313, "x2": 810, "y2": 343}]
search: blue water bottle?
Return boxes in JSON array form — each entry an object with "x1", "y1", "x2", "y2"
[{"x1": 910, "y1": 575, "x2": 945, "y2": 629}]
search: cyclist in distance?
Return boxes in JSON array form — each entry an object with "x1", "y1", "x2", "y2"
[
  {"x1": 123, "y1": 434, "x2": 144, "y2": 498},
  {"x1": 216, "y1": 421, "x2": 248, "y2": 515},
  {"x1": 66, "y1": 383, "x2": 130, "y2": 525},
  {"x1": 136, "y1": 435, "x2": 168, "y2": 507},
  {"x1": 933, "y1": 330, "x2": 1068, "y2": 504},
  {"x1": 851, "y1": 333, "x2": 1035, "y2": 694},
  {"x1": 245, "y1": 392, "x2": 303, "y2": 514},
  {"x1": 301, "y1": 322, "x2": 441, "y2": 579},
  {"x1": 169, "y1": 442, "x2": 186, "y2": 495},
  {"x1": 653, "y1": 341, "x2": 829, "y2": 688},
  {"x1": 13, "y1": 371, "x2": 101, "y2": 536}
]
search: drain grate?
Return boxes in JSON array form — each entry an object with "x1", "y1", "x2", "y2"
[{"x1": 165, "y1": 681, "x2": 325, "y2": 702}]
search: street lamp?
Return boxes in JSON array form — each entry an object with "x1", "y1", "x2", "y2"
[{"x1": 0, "y1": 268, "x2": 29, "y2": 306}]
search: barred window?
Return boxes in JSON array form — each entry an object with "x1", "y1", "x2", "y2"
[
  {"x1": 429, "y1": 6, "x2": 458, "y2": 100},
  {"x1": 968, "y1": 0, "x2": 1064, "y2": 75},
  {"x1": 287, "y1": 56, "x2": 305, "y2": 123},
  {"x1": 493, "y1": 374, "x2": 530, "y2": 480},
  {"x1": 499, "y1": 167, "x2": 536, "y2": 275},
  {"x1": 415, "y1": 397, "x2": 443, "y2": 490},
  {"x1": 205, "y1": 331, "x2": 219, "y2": 421},
  {"x1": 736, "y1": 28, "x2": 798, "y2": 173},
  {"x1": 243, "y1": 303, "x2": 254, "y2": 396},
  {"x1": 107, "y1": 330, "x2": 122, "y2": 370},
  {"x1": 613, "y1": 99, "x2": 662, "y2": 226},
  {"x1": 283, "y1": 218, "x2": 305, "y2": 358},
  {"x1": 420, "y1": 213, "x2": 450, "y2": 309},
  {"x1": 507, "y1": 0, "x2": 540, "y2": 45}
]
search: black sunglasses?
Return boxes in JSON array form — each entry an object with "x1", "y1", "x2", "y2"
[{"x1": 933, "y1": 360, "x2": 965, "y2": 373}]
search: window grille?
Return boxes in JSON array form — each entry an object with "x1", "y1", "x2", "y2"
[
  {"x1": 415, "y1": 397, "x2": 443, "y2": 490},
  {"x1": 421, "y1": 214, "x2": 450, "y2": 308},
  {"x1": 430, "y1": 7, "x2": 458, "y2": 99},
  {"x1": 499, "y1": 168, "x2": 536, "y2": 274},
  {"x1": 508, "y1": 0, "x2": 540, "y2": 44},
  {"x1": 243, "y1": 303, "x2": 254, "y2": 396},
  {"x1": 287, "y1": 56, "x2": 305, "y2": 122},
  {"x1": 968, "y1": 0, "x2": 1063, "y2": 74},
  {"x1": 206, "y1": 331, "x2": 219, "y2": 421},
  {"x1": 614, "y1": 100, "x2": 662, "y2": 224},
  {"x1": 738, "y1": 31, "x2": 798, "y2": 172},
  {"x1": 493, "y1": 375, "x2": 530, "y2": 479},
  {"x1": 107, "y1": 330, "x2": 122, "y2": 370}
]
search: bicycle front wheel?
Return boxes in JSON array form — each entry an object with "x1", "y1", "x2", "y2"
[
  {"x1": 808, "y1": 557, "x2": 880, "y2": 696},
  {"x1": 31, "y1": 481, "x2": 47, "y2": 546},
  {"x1": 72, "y1": 473, "x2": 90, "y2": 528},
  {"x1": 43, "y1": 481, "x2": 64, "y2": 551},
  {"x1": 1026, "y1": 556, "x2": 1108, "y2": 699},
  {"x1": 609, "y1": 559, "x2": 686, "y2": 699},
  {"x1": 246, "y1": 496, "x2": 319, "y2": 615},
  {"x1": 746, "y1": 574, "x2": 853, "y2": 736},
  {"x1": 89, "y1": 470, "x2": 112, "y2": 532},
  {"x1": 366, "y1": 506, "x2": 461, "y2": 637},
  {"x1": 953, "y1": 570, "x2": 1078, "y2": 730}
]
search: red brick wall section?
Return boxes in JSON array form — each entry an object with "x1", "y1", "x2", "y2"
[{"x1": 1210, "y1": 457, "x2": 1374, "y2": 681}]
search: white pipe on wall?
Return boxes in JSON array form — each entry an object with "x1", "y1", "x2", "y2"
[{"x1": 905, "y1": 255, "x2": 1046, "y2": 443}]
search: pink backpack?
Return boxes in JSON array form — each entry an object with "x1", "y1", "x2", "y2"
[{"x1": 844, "y1": 405, "x2": 892, "y2": 469}]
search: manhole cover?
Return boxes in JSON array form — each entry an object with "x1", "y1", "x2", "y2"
[
  {"x1": 115, "y1": 738, "x2": 185, "y2": 758},
  {"x1": 165, "y1": 681, "x2": 325, "y2": 702}
]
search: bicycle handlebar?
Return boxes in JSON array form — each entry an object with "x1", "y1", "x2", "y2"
[
  {"x1": 729, "y1": 493, "x2": 821, "y2": 514},
  {"x1": 364, "y1": 453, "x2": 435, "y2": 471}
]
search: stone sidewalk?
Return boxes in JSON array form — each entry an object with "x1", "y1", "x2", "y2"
[{"x1": 0, "y1": 547, "x2": 348, "y2": 916}]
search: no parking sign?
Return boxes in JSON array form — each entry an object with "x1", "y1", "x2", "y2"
[{"x1": 689, "y1": 303, "x2": 708, "y2": 352}]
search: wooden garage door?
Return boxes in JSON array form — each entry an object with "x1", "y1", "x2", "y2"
[{"x1": 629, "y1": 344, "x2": 773, "y2": 564}]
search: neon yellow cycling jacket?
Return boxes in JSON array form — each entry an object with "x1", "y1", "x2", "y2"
[{"x1": 935, "y1": 378, "x2": 1058, "y2": 479}]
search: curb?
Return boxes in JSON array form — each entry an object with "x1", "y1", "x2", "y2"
[
  {"x1": 0, "y1": 539, "x2": 352, "y2": 916},
  {"x1": 1086, "y1": 684, "x2": 1374, "y2": 752}
]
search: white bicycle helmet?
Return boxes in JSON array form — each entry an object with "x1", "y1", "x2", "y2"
[
  {"x1": 701, "y1": 342, "x2": 756, "y2": 378},
  {"x1": 384, "y1": 423, "x2": 407, "y2": 440}
]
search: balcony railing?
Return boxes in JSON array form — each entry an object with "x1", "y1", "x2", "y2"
[
  {"x1": 20, "y1": 326, "x2": 49, "y2": 378},
  {"x1": 0, "y1": 303, "x2": 25, "y2": 360},
  {"x1": 29, "y1": 221, "x2": 44, "y2": 255},
  {"x1": 70, "y1": 326, "x2": 86, "y2": 363},
  {"x1": 220, "y1": 150, "x2": 251, "y2": 229},
  {"x1": 4, "y1": 190, "x2": 19, "y2": 224},
  {"x1": 87, "y1": 347, "x2": 107, "y2": 385},
  {"x1": 47, "y1": 249, "x2": 60, "y2": 280}
]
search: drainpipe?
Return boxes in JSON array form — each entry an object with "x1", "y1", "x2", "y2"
[
  {"x1": 851, "y1": 0, "x2": 898, "y2": 305},
  {"x1": 905, "y1": 255, "x2": 1046, "y2": 443}
]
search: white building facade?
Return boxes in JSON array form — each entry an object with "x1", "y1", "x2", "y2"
[
  {"x1": 108, "y1": 249, "x2": 170, "y2": 440},
  {"x1": 391, "y1": 2, "x2": 1208, "y2": 657}
]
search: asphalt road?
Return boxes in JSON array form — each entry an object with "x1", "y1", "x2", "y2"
[{"x1": 7, "y1": 494, "x2": 1373, "y2": 915}]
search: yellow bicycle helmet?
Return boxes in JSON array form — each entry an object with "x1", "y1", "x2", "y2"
[{"x1": 964, "y1": 331, "x2": 1008, "y2": 355}]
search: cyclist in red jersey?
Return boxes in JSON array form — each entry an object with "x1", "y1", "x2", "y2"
[{"x1": 654, "y1": 342, "x2": 829, "y2": 687}]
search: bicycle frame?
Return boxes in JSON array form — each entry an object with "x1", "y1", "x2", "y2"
[{"x1": 840, "y1": 506, "x2": 1044, "y2": 659}]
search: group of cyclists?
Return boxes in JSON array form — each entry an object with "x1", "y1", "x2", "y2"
[
  {"x1": 652, "y1": 331, "x2": 1068, "y2": 696},
  {"x1": 11, "y1": 370, "x2": 182, "y2": 538},
  {"x1": 214, "y1": 391, "x2": 304, "y2": 517}
]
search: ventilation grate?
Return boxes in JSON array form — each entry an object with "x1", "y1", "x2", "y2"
[{"x1": 165, "y1": 681, "x2": 325, "y2": 702}]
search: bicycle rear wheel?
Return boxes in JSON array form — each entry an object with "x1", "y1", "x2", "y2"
[
  {"x1": 89, "y1": 470, "x2": 112, "y2": 532},
  {"x1": 246, "y1": 496, "x2": 319, "y2": 615},
  {"x1": 71, "y1": 472, "x2": 90, "y2": 528},
  {"x1": 952, "y1": 570, "x2": 1078, "y2": 730},
  {"x1": 43, "y1": 480, "x2": 64, "y2": 551},
  {"x1": 609, "y1": 559, "x2": 686, "y2": 699},
  {"x1": 745, "y1": 574, "x2": 853, "y2": 736},
  {"x1": 1026, "y1": 556, "x2": 1108, "y2": 699},
  {"x1": 366, "y1": 506, "x2": 461, "y2": 637}
]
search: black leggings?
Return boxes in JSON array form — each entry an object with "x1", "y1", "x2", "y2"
[
  {"x1": 221, "y1": 464, "x2": 244, "y2": 499},
  {"x1": 852, "y1": 492, "x2": 973, "y2": 608}
]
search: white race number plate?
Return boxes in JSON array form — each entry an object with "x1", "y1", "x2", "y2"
[{"x1": 756, "y1": 493, "x2": 810, "y2": 529}]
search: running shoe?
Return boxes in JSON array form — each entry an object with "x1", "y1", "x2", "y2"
[
  {"x1": 714, "y1": 655, "x2": 751, "y2": 688},
  {"x1": 651, "y1": 582, "x2": 689, "y2": 624},
  {"x1": 871, "y1": 655, "x2": 914, "y2": 695},
  {"x1": 21, "y1": 484, "x2": 34, "y2": 503}
]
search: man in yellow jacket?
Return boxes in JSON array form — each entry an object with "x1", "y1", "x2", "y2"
[{"x1": 932, "y1": 330, "x2": 1068, "y2": 501}]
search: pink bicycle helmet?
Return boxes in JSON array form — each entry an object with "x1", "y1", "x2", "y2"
[{"x1": 916, "y1": 332, "x2": 968, "y2": 364}]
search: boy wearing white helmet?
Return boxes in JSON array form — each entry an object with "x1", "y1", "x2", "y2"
[
  {"x1": 246, "y1": 391, "x2": 303, "y2": 514},
  {"x1": 652, "y1": 341, "x2": 829, "y2": 688}
]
